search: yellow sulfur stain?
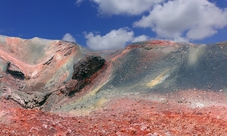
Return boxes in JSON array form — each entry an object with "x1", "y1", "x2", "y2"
[
  {"x1": 146, "y1": 69, "x2": 169, "y2": 88},
  {"x1": 77, "y1": 83, "x2": 106, "y2": 103},
  {"x1": 68, "y1": 80, "x2": 110, "y2": 115},
  {"x1": 188, "y1": 45, "x2": 206, "y2": 66},
  {"x1": 69, "y1": 97, "x2": 107, "y2": 116},
  {"x1": 94, "y1": 98, "x2": 107, "y2": 108}
]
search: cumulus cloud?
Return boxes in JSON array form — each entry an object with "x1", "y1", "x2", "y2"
[
  {"x1": 85, "y1": 28, "x2": 134, "y2": 50},
  {"x1": 132, "y1": 35, "x2": 150, "y2": 43},
  {"x1": 91, "y1": 0, "x2": 164, "y2": 16},
  {"x1": 134, "y1": 0, "x2": 227, "y2": 41},
  {"x1": 62, "y1": 33, "x2": 76, "y2": 43}
]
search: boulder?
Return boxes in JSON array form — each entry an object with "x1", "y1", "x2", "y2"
[{"x1": 72, "y1": 55, "x2": 105, "y2": 80}]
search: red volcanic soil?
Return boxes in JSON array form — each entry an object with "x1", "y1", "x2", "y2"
[{"x1": 1, "y1": 97, "x2": 227, "y2": 135}]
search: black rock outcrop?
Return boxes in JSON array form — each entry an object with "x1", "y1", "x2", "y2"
[
  {"x1": 72, "y1": 55, "x2": 105, "y2": 80},
  {"x1": 60, "y1": 54, "x2": 105, "y2": 96}
]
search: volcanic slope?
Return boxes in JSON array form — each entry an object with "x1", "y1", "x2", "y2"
[
  {"x1": 54, "y1": 40, "x2": 227, "y2": 114},
  {"x1": 1, "y1": 36, "x2": 227, "y2": 135}
]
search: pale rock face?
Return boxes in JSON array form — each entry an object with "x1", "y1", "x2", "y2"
[{"x1": 0, "y1": 36, "x2": 82, "y2": 109}]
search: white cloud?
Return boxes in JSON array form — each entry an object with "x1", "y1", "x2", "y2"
[
  {"x1": 75, "y1": 0, "x2": 84, "y2": 5},
  {"x1": 134, "y1": 0, "x2": 227, "y2": 41},
  {"x1": 62, "y1": 33, "x2": 76, "y2": 43},
  {"x1": 85, "y1": 28, "x2": 134, "y2": 50},
  {"x1": 91, "y1": 0, "x2": 164, "y2": 16},
  {"x1": 85, "y1": 28, "x2": 151, "y2": 50},
  {"x1": 132, "y1": 35, "x2": 150, "y2": 43}
]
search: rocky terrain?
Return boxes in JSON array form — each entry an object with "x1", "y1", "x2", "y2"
[{"x1": 1, "y1": 35, "x2": 227, "y2": 135}]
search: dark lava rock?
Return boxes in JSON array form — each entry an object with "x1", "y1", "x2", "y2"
[
  {"x1": 6, "y1": 62, "x2": 25, "y2": 79},
  {"x1": 60, "y1": 55, "x2": 105, "y2": 96},
  {"x1": 72, "y1": 55, "x2": 105, "y2": 80},
  {"x1": 60, "y1": 80, "x2": 79, "y2": 95}
]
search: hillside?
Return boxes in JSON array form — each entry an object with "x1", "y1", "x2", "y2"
[{"x1": 1, "y1": 36, "x2": 227, "y2": 135}]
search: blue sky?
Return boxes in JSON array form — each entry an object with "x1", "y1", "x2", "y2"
[{"x1": 0, "y1": 0, "x2": 227, "y2": 50}]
